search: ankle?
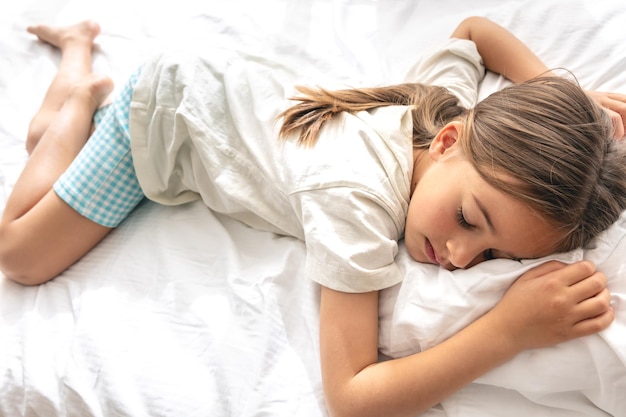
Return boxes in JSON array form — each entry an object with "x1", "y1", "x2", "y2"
[{"x1": 28, "y1": 20, "x2": 100, "y2": 51}]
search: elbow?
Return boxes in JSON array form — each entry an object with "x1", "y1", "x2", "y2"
[
  {"x1": 323, "y1": 386, "x2": 353, "y2": 417},
  {"x1": 324, "y1": 388, "x2": 376, "y2": 417},
  {"x1": 451, "y1": 16, "x2": 490, "y2": 40},
  {"x1": 325, "y1": 404, "x2": 356, "y2": 417},
  {"x1": 326, "y1": 403, "x2": 375, "y2": 417}
]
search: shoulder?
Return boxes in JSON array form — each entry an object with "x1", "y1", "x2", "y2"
[
  {"x1": 406, "y1": 38, "x2": 484, "y2": 77},
  {"x1": 404, "y1": 38, "x2": 486, "y2": 108}
]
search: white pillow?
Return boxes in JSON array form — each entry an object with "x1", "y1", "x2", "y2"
[{"x1": 378, "y1": 211, "x2": 626, "y2": 415}]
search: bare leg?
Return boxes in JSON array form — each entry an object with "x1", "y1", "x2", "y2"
[
  {"x1": 26, "y1": 20, "x2": 101, "y2": 154},
  {"x1": 0, "y1": 74, "x2": 114, "y2": 285},
  {"x1": 0, "y1": 22, "x2": 115, "y2": 285},
  {"x1": 7, "y1": 74, "x2": 114, "y2": 221}
]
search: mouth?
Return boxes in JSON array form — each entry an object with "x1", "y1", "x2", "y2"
[{"x1": 424, "y1": 239, "x2": 440, "y2": 265}]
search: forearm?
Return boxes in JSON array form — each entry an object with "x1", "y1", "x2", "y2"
[
  {"x1": 451, "y1": 16, "x2": 553, "y2": 83},
  {"x1": 328, "y1": 312, "x2": 517, "y2": 417},
  {"x1": 321, "y1": 260, "x2": 613, "y2": 417},
  {"x1": 451, "y1": 17, "x2": 626, "y2": 138},
  {"x1": 320, "y1": 287, "x2": 520, "y2": 417}
]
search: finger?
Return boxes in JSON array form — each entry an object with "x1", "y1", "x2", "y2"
[
  {"x1": 569, "y1": 270, "x2": 607, "y2": 301},
  {"x1": 605, "y1": 92, "x2": 626, "y2": 103},
  {"x1": 518, "y1": 260, "x2": 566, "y2": 281},
  {"x1": 549, "y1": 260, "x2": 596, "y2": 286},
  {"x1": 585, "y1": 90, "x2": 626, "y2": 139},
  {"x1": 606, "y1": 108, "x2": 625, "y2": 139},
  {"x1": 604, "y1": 95, "x2": 626, "y2": 137},
  {"x1": 571, "y1": 286, "x2": 612, "y2": 323},
  {"x1": 571, "y1": 304, "x2": 615, "y2": 338}
]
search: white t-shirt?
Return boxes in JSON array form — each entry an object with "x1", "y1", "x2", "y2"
[{"x1": 129, "y1": 38, "x2": 484, "y2": 292}]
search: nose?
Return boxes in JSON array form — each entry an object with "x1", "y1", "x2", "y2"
[{"x1": 446, "y1": 238, "x2": 483, "y2": 269}]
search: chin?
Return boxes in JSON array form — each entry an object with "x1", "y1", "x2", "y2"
[
  {"x1": 404, "y1": 240, "x2": 418, "y2": 260},
  {"x1": 405, "y1": 244, "x2": 429, "y2": 264}
]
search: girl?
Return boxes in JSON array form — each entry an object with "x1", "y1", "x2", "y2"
[{"x1": 2, "y1": 16, "x2": 626, "y2": 417}]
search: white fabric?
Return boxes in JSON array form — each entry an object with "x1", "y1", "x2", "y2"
[
  {"x1": 404, "y1": 39, "x2": 485, "y2": 109},
  {"x1": 1, "y1": 1, "x2": 626, "y2": 416},
  {"x1": 129, "y1": 50, "x2": 412, "y2": 293},
  {"x1": 129, "y1": 38, "x2": 481, "y2": 292},
  {"x1": 380, "y1": 211, "x2": 626, "y2": 416}
]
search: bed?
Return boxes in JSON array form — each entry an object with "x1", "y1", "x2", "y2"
[{"x1": 0, "y1": 0, "x2": 625, "y2": 416}]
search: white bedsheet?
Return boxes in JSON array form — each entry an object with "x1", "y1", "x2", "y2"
[{"x1": 1, "y1": 1, "x2": 625, "y2": 416}]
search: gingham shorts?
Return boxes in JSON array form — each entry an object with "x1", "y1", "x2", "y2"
[{"x1": 53, "y1": 70, "x2": 145, "y2": 228}]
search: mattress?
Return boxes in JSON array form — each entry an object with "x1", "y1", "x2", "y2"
[{"x1": 0, "y1": 1, "x2": 625, "y2": 416}]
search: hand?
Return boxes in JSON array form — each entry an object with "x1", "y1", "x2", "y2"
[
  {"x1": 585, "y1": 90, "x2": 626, "y2": 140},
  {"x1": 489, "y1": 260, "x2": 614, "y2": 352}
]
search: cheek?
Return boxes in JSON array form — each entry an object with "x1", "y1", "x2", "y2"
[
  {"x1": 404, "y1": 201, "x2": 424, "y2": 261},
  {"x1": 404, "y1": 216, "x2": 420, "y2": 261},
  {"x1": 407, "y1": 197, "x2": 449, "y2": 235},
  {"x1": 404, "y1": 197, "x2": 449, "y2": 262}
]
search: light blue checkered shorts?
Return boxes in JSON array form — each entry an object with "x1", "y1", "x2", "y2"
[{"x1": 53, "y1": 70, "x2": 145, "y2": 228}]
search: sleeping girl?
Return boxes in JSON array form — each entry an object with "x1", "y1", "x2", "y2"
[{"x1": 1, "y1": 16, "x2": 626, "y2": 417}]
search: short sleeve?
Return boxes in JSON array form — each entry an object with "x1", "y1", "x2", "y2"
[
  {"x1": 293, "y1": 187, "x2": 404, "y2": 293},
  {"x1": 403, "y1": 38, "x2": 485, "y2": 109}
]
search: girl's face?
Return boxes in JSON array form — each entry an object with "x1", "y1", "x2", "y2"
[{"x1": 405, "y1": 123, "x2": 563, "y2": 270}]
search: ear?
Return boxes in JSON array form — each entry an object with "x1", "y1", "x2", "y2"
[{"x1": 428, "y1": 121, "x2": 463, "y2": 161}]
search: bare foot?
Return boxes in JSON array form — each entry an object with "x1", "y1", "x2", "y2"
[{"x1": 27, "y1": 20, "x2": 100, "y2": 50}]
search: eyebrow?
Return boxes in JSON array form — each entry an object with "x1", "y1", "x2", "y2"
[
  {"x1": 472, "y1": 194, "x2": 523, "y2": 261},
  {"x1": 472, "y1": 193, "x2": 494, "y2": 233}
]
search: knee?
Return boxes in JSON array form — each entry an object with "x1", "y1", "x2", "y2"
[
  {"x1": 0, "y1": 225, "x2": 26, "y2": 284},
  {"x1": 0, "y1": 226, "x2": 18, "y2": 283},
  {"x1": 26, "y1": 121, "x2": 45, "y2": 155},
  {"x1": 0, "y1": 256, "x2": 50, "y2": 286},
  {"x1": 26, "y1": 112, "x2": 54, "y2": 155},
  {"x1": 0, "y1": 224, "x2": 50, "y2": 286}
]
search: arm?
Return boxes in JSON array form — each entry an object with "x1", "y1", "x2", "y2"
[
  {"x1": 320, "y1": 261, "x2": 613, "y2": 417},
  {"x1": 451, "y1": 16, "x2": 551, "y2": 83},
  {"x1": 452, "y1": 16, "x2": 626, "y2": 138}
]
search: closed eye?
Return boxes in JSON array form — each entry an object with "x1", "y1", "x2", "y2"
[
  {"x1": 456, "y1": 207, "x2": 475, "y2": 230},
  {"x1": 458, "y1": 208, "x2": 502, "y2": 263},
  {"x1": 486, "y1": 249, "x2": 522, "y2": 262}
]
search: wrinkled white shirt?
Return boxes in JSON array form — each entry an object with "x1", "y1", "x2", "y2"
[{"x1": 129, "y1": 38, "x2": 484, "y2": 292}]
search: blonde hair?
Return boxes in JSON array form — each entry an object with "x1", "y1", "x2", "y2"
[{"x1": 278, "y1": 77, "x2": 626, "y2": 251}]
